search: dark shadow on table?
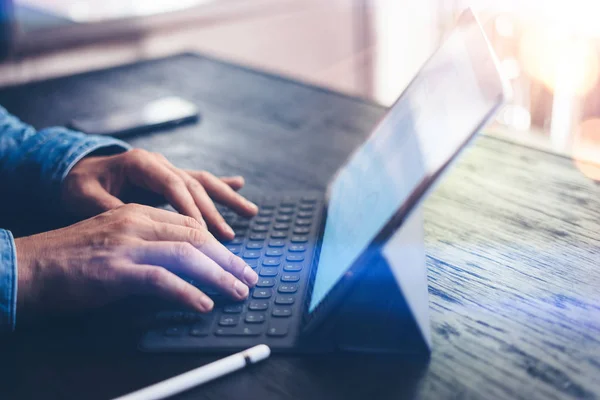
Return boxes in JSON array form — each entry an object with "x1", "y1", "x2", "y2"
[{"x1": 0, "y1": 299, "x2": 429, "y2": 400}]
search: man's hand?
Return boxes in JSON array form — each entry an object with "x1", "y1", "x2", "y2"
[
  {"x1": 14, "y1": 204, "x2": 259, "y2": 320},
  {"x1": 61, "y1": 149, "x2": 258, "y2": 239}
]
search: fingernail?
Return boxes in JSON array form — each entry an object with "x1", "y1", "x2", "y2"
[
  {"x1": 222, "y1": 222, "x2": 235, "y2": 237},
  {"x1": 200, "y1": 296, "x2": 214, "y2": 311},
  {"x1": 243, "y1": 266, "x2": 258, "y2": 286},
  {"x1": 247, "y1": 200, "x2": 258, "y2": 212},
  {"x1": 234, "y1": 280, "x2": 249, "y2": 298}
]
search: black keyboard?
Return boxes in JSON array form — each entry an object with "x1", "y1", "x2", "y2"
[{"x1": 141, "y1": 192, "x2": 323, "y2": 350}]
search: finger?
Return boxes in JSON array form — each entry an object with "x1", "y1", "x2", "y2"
[
  {"x1": 133, "y1": 242, "x2": 250, "y2": 301},
  {"x1": 121, "y1": 263, "x2": 214, "y2": 312},
  {"x1": 188, "y1": 171, "x2": 258, "y2": 217},
  {"x1": 137, "y1": 222, "x2": 258, "y2": 287},
  {"x1": 163, "y1": 166, "x2": 235, "y2": 240},
  {"x1": 124, "y1": 150, "x2": 206, "y2": 226},
  {"x1": 73, "y1": 180, "x2": 125, "y2": 217},
  {"x1": 119, "y1": 204, "x2": 207, "y2": 231},
  {"x1": 219, "y1": 176, "x2": 245, "y2": 191}
]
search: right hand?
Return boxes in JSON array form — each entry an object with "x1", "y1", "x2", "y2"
[{"x1": 14, "y1": 204, "x2": 258, "y2": 321}]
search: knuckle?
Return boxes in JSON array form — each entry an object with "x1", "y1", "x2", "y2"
[
  {"x1": 117, "y1": 214, "x2": 139, "y2": 229},
  {"x1": 183, "y1": 216, "x2": 203, "y2": 230},
  {"x1": 145, "y1": 267, "x2": 170, "y2": 288},
  {"x1": 197, "y1": 170, "x2": 211, "y2": 182},
  {"x1": 153, "y1": 152, "x2": 168, "y2": 162},
  {"x1": 175, "y1": 242, "x2": 196, "y2": 262},
  {"x1": 165, "y1": 175, "x2": 186, "y2": 191},
  {"x1": 216, "y1": 270, "x2": 234, "y2": 287},
  {"x1": 128, "y1": 148, "x2": 148, "y2": 159},
  {"x1": 227, "y1": 252, "x2": 245, "y2": 274},
  {"x1": 187, "y1": 178, "x2": 203, "y2": 191},
  {"x1": 188, "y1": 228, "x2": 207, "y2": 247}
]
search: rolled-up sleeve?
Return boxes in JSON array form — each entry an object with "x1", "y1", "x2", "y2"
[
  {"x1": 0, "y1": 105, "x2": 131, "y2": 332},
  {"x1": 0, "y1": 106, "x2": 131, "y2": 210},
  {"x1": 0, "y1": 229, "x2": 17, "y2": 332}
]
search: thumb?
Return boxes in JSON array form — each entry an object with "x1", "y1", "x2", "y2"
[{"x1": 74, "y1": 180, "x2": 125, "y2": 217}]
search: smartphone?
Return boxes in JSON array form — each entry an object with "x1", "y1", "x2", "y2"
[{"x1": 69, "y1": 97, "x2": 199, "y2": 137}]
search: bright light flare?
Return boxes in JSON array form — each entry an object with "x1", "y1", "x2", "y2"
[
  {"x1": 573, "y1": 118, "x2": 600, "y2": 181},
  {"x1": 520, "y1": 27, "x2": 599, "y2": 97}
]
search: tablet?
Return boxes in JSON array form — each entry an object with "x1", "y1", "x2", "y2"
[{"x1": 303, "y1": 8, "x2": 511, "y2": 333}]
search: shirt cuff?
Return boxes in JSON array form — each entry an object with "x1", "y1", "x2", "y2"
[
  {"x1": 0, "y1": 230, "x2": 17, "y2": 333},
  {"x1": 40, "y1": 127, "x2": 132, "y2": 192},
  {"x1": 20, "y1": 127, "x2": 132, "y2": 208}
]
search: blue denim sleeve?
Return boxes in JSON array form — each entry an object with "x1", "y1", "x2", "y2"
[
  {"x1": 0, "y1": 105, "x2": 132, "y2": 332},
  {"x1": 0, "y1": 230, "x2": 16, "y2": 332}
]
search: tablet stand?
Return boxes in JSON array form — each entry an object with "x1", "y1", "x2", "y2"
[{"x1": 309, "y1": 207, "x2": 431, "y2": 354}]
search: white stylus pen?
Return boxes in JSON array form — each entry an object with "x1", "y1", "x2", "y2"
[{"x1": 113, "y1": 345, "x2": 271, "y2": 400}]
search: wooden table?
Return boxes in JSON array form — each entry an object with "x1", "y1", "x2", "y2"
[{"x1": 0, "y1": 54, "x2": 598, "y2": 400}]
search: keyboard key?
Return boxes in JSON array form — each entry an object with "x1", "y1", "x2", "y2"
[
  {"x1": 259, "y1": 267, "x2": 278, "y2": 277},
  {"x1": 271, "y1": 232, "x2": 288, "y2": 239},
  {"x1": 248, "y1": 300, "x2": 269, "y2": 311},
  {"x1": 226, "y1": 246, "x2": 241, "y2": 254},
  {"x1": 293, "y1": 227, "x2": 310, "y2": 235},
  {"x1": 189, "y1": 320, "x2": 211, "y2": 336},
  {"x1": 272, "y1": 307, "x2": 292, "y2": 317},
  {"x1": 279, "y1": 207, "x2": 294, "y2": 215},
  {"x1": 288, "y1": 245, "x2": 306, "y2": 252},
  {"x1": 284, "y1": 264, "x2": 303, "y2": 272},
  {"x1": 224, "y1": 237, "x2": 244, "y2": 245},
  {"x1": 257, "y1": 277, "x2": 275, "y2": 287},
  {"x1": 299, "y1": 204, "x2": 315, "y2": 211},
  {"x1": 221, "y1": 209, "x2": 235, "y2": 218},
  {"x1": 281, "y1": 274, "x2": 300, "y2": 282},
  {"x1": 234, "y1": 229, "x2": 247, "y2": 237},
  {"x1": 223, "y1": 304, "x2": 244, "y2": 313},
  {"x1": 243, "y1": 251, "x2": 261, "y2": 259},
  {"x1": 301, "y1": 195, "x2": 318, "y2": 203},
  {"x1": 219, "y1": 315, "x2": 239, "y2": 326},
  {"x1": 295, "y1": 219, "x2": 312, "y2": 227},
  {"x1": 258, "y1": 209, "x2": 274, "y2": 217},
  {"x1": 246, "y1": 259, "x2": 259, "y2": 268},
  {"x1": 164, "y1": 326, "x2": 186, "y2": 337},
  {"x1": 215, "y1": 326, "x2": 263, "y2": 336},
  {"x1": 276, "y1": 215, "x2": 292, "y2": 223},
  {"x1": 297, "y1": 211, "x2": 313, "y2": 218},
  {"x1": 286, "y1": 254, "x2": 305, "y2": 262},
  {"x1": 275, "y1": 296, "x2": 295, "y2": 305},
  {"x1": 273, "y1": 223, "x2": 290, "y2": 231},
  {"x1": 254, "y1": 217, "x2": 271, "y2": 225},
  {"x1": 291, "y1": 236, "x2": 308, "y2": 243},
  {"x1": 156, "y1": 311, "x2": 184, "y2": 322},
  {"x1": 247, "y1": 242, "x2": 264, "y2": 250},
  {"x1": 250, "y1": 233, "x2": 267, "y2": 241},
  {"x1": 232, "y1": 220, "x2": 250, "y2": 229},
  {"x1": 252, "y1": 226, "x2": 269, "y2": 233},
  {"x1": 267, "y1": 321, "x2": 289, "y2": 337},
  {"x1": 263, "y1": 258, "x2": 281, "y2": 266},
  {"x1": 280, "y1": 199, "x2": 296, "y2": 207},
  {"x1": 278, "y1": 284, "x2": 298, "y2": 293},
  {"x1": 245, "y1": 313, "x2": 266, "y2": 324},
  {"x1": 266, "y1": 249, "x2": 284, "y2": 257},
  {"x1": 182, "y1": 312, "x2": 204, "y2": 322},
  {"x1": 269, "y1": 239, "x2": 285, "y2": 247},
  {"x1": 253, "y1": 288, "x2": 273, "y2": 298}
]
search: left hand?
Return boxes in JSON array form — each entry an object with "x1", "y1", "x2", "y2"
[{"x1": 61, "y1": 148, "x2": 258, "y2": 240}]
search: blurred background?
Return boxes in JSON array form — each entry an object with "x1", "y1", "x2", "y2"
[{"x1": 0, "y1": 0, "x2": 599, "y2": 180}]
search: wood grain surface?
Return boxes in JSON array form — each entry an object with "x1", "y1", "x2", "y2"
[{"x1": 0, "y1": 54, "x2": 598, "y2": 400}]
